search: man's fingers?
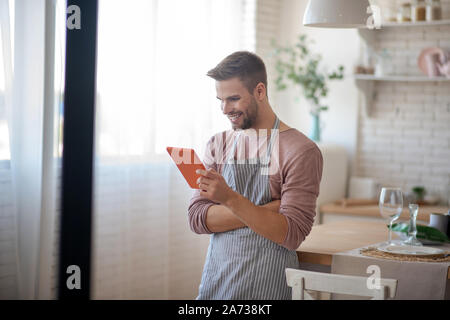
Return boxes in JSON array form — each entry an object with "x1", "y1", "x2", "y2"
[
  {"x1": 198, "y1": 182, "x2": 209, "y2": 190},
  {"x1": 197, "y1": 176, "x2": 212, "y2": 185},
  {"x1": 196, "y1": 169, "x2": 205, "y2": 175},
  {"x1": 196, "y1": 168, "x2": 216, "y2": 178}
]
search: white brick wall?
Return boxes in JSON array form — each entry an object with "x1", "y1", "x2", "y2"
[
  {"x1": 256, "y1": 0, "x2": 281, "y2": 54},
  {"x1": 356, "y1": 2, "x2": 450, "y2": 203},
  {"x1": 255, "y1": 0, "x2": 281, "y2": 99}
]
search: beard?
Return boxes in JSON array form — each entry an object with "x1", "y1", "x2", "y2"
[{"x1": 233, "y1": 97, "x2": 258, "y2": 130}]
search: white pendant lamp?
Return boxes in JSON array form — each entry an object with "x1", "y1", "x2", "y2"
[{"x1": 304, "y1": 0, "x2": 372, "y2": 28}]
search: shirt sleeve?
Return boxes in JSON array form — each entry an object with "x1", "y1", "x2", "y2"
[
  {"x1": 279, "y1": 145, "x2": 323, "y2": 250},
  {"x1": 187, "y1": 135, "x2": 220, "y2": 234}
]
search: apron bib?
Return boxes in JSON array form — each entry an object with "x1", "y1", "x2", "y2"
[{"x1": 197, "y1": 117, "x2": 299, "y2": 300}]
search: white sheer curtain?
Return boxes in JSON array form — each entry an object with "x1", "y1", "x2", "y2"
[
  {"x1": 0, "y1": 0, "x2": 255, "y2": 300},
  {"x1": 92, "y1": 0, "x2": 255, "y2": 299},
  {"x1": 0, "y1": 0, "x2": 64, "y2": 299},
  {"x1": 0, "y1": 0, "x2": 16, "y2": 299},
  {"x1": 95, "y1": 0, "x2": 251, "y2": 159}
]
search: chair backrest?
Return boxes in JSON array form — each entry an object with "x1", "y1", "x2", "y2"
[{"x1": 285, "y1": 268, "x2": 398, "y2": 300}]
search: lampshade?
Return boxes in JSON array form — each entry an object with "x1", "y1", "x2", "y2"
[{"x1": 303, "y1": 0, "x2": 372, "y2": 28}]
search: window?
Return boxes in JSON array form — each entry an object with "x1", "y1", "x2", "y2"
[
  {"x1": 95, "y1": 0, "x2": 255, "y2": 161},
  {"x1": 0, "y1": 0, "x2": 14, "y2": 161}
]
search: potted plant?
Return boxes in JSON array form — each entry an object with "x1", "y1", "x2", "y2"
[
  {"x1": 271, "y1": 34, "x2": 345, "y2": 142},
  {"x1": 412, "y1": 186, "x2": 427, "y2": 204}
]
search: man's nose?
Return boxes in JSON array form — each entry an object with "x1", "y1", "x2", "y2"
[{"x1": 222, "y1": 101, "x2": 233, "y2": 115}]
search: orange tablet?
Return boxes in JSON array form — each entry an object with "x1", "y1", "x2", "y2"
[{"x1": 166, "y1": 147, "x2": 206, "y2": 189}]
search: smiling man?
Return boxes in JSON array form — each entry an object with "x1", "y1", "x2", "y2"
[{"x1": 188, "y1": 51, "x2": 323, "y2": 300}]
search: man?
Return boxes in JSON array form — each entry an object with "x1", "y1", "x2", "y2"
[{"x1": 188, "y1": 51, "x2": 323, "y2": 300}]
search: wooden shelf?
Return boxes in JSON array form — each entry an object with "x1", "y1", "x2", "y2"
[
  {"x1": 379, "y1": 19, "x2": 450, "y2": 28},
  {"x1": 354, "y1": 74, "x2": 450, "y2": 82},
  {"x1": 354, "y1": 74, "x2": 450, "y2": 116}
]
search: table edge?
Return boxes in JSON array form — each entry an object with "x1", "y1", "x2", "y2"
[{"x1": 296, "y1": 250, "x2": 450, "y2": 279}]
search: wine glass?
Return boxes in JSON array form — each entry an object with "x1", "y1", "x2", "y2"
[{"x1": 379, "y1": 187, "x2": 403, "y2": 246}]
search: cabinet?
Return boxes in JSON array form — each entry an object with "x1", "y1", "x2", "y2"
[{"x1": 315, "y1": 143, "x2": 348, "y2": 225}]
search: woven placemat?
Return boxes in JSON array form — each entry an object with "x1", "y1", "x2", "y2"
[{"x1": 360, "y1": 247, "x2": 450, "y2": 262}]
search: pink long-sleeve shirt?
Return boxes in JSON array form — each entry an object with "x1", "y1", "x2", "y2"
[{"x1": 187, "y1": 127, "x2": 323, "y2": 251}]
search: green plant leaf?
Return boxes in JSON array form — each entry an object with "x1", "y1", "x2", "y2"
[
  {"x1": 390, "y1": 223, "x2": 450, "y2": 243},
  {"x1": 270, "y1": 33, "x2": 344, "y2": 112}
]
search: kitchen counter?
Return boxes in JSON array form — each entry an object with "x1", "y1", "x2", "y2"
[{"x1": 320, "y1": 203, "x2": 449, "y2": 223}]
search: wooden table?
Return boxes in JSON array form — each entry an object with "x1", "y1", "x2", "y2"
[
  {"x1": 296, "y1": 220, "x2": 450, "y2": 279},
  {"x1": 319, "y1": 203, "x2": 449, "y2": 222}
]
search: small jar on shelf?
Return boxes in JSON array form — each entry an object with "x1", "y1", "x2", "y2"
[
  {"x1": 375, "y1": 49, "x2": 393, "y2": 77},
  {"x1": 412, "y1": 0, "x2": 427, "y2": 22},
  {"x1": 397, "y1": 3, "x2": 412, "y2": 22},
  {"x1": 383, "y1": 7, "x2": 397, "y2": 23},
  {"x1": 426, "y1": 0, "x2": 442, "y2": 21}
]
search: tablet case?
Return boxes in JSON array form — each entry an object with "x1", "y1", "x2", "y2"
[{"x1": 166, "y1": 147, "x2": 206, "y2": 189}]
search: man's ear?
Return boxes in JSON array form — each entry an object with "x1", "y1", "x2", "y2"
[{"x1": 254, "y1": 82, "x2": 266, "y2": 101}]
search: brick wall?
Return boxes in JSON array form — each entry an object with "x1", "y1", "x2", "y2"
[
  {"x1": 356, "y1": 0, "x2": 450, "y2": 203},
  {"x1": 255, "y1": 0, "x2": 282, "y2": 100}
]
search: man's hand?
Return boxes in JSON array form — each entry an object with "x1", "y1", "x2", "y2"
[
  {"x1": 196, "y1": 168, "x2": 237, "y2": 204},
  {"x1": 205, "y1": 199, "x2": 281, "y2": 233}
]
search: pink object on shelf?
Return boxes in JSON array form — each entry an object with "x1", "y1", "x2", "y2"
[
  {"x1": 437, "y1": 61, "x2": 450, "y2": 78},
  {"x1": 417, "y1": 47, "x2": 447, "y2": 77},
  {"x1": 424, "y1": 53, "x2": 441, "y2": 77}
]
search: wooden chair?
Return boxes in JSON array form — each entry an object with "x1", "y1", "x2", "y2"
[{"x1": 286, "y1": 268, "x2": 398, "y2": 300}]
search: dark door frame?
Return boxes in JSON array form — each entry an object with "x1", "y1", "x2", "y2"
[{"x1": 58, "y1": 0, "x2": 98, "y2": 299}]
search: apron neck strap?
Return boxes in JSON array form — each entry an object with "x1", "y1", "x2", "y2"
[{"x1": 227, "y1": 116, "x2": 280, "y2": 164}]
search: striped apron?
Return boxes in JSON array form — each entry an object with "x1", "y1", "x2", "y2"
[{"x1": 197, "y1": 117, "x2": 299, "y2": 300}]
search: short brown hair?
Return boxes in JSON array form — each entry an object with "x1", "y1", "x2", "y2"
[{"x1": 207, "y1": 51, "x2": 267, "y2": 94}]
